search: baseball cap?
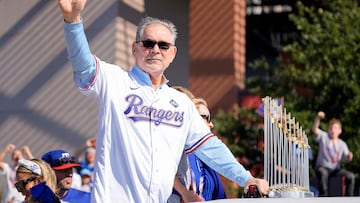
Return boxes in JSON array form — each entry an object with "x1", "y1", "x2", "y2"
[
  {"x1": 80, "y1": 168, "x2": 91, "y2": 177},
  {"x1": 18, "y1": 159, "x2": 42, "y2": 175},
  {"x1": 42, "y1": 150, "x2": 80, "y2": 170}
]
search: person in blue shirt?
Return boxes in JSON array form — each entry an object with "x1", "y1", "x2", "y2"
[{"x1": 42, "y1": 150, "x2": 91, "y2": 202}]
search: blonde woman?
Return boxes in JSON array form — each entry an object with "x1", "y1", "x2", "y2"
[
  {"x1": 170, "y1": 92, "x2": 227, "y2": 202},
  {"x1": 0, "y1": 144, "x2": 33, "y2": 203},
  {"x1": 15, "y1": 159, "x2": 60, "y2": 203},
  {"x1": 188, "y1": 97, "x2": 226, "y2": 201}
]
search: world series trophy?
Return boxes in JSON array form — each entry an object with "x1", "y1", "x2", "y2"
[{"x1": 263, "y1": 96, "x2": 314, "y2": 198}]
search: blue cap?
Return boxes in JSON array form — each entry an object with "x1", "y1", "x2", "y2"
[
  {"x1": 42, "y1": 150, "x2": 80, "y2": 170},
  {"x1": 80, "y1": 168, "x2": 92, "y2": 177}
]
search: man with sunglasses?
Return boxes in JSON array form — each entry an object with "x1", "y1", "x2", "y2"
[
  {"x1": 42, "y1": 150, "x2": 90, "y2": 203},
  {"x1": 56, "y1": 0, "x2": 269, "y2": 202}
]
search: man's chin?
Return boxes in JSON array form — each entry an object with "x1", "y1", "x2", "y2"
[
  {"x1": 64, "y1": 183, "x2": 72, "y2": 189},
  {"x1": 59, "y1": 182, "x2": 73, "y2": 190}
]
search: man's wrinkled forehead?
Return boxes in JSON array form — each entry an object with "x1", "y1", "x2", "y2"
[{"x1": 141, "y1": 24, "x2": 173, "y2": 42}]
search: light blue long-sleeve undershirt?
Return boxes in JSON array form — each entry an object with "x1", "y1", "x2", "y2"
[
  {"x1": 62, "y1": 20, "x2": 253, "y2": 187},
  {"x1": 64, "y1": 20, "x2": 96, "y2": 88},
  {"x1": 194, "y1": 137, "x2": 253, "y2": 186}
]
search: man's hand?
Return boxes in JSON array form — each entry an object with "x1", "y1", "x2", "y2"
[
  {"x1": 244, "y1": 178, "x2": 269, "y2": 196},
  {"x1": 21, "y1": 145, "x2": 30, "y2": 153},
  {"x1": 312, "y1": 111, "x2": 325, "y2": 136},
  {"x1": 181, "y1": 190, "x2": 203, "y2": 202},
  {"x1": 346, "y1": 152, "x2": 353, "y2": 162},
  {"x1": 317, "y1": 111, "x2": 325, "y2": 119},
  {"x1": 86, "y1": 137, "x2": 96, "y2": 148},
  {"x1": 6, "y1": 144, "x2": 15, "y2": 152},
  {"x1": 173, "y1": 173, "x2": 203, "y2": 202},
  {"x1": 57, "y1": 0, "x2": 87, "y2": 23},
  {"x1": 21, "y1": 145, "x2": 34, "y2": 159}
]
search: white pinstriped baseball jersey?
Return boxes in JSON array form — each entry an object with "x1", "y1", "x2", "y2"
[{"x1": 80, "y1": 57, "x2": 213, "y2": 202}]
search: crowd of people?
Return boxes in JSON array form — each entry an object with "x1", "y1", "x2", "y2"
[
  {"x1": 0, "y1": 144, "x2": 93, "y2": 203},
  {"x1": 0, "y1": 111, "x2": 356, "y2": 203}
]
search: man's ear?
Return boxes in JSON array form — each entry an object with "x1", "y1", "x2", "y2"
[
  {"x1": 132, "y1": 42, "x2": 136, "y2": 55},
  {"x1": 169, "y1": 46, "x2": 177, "y2": 63}
]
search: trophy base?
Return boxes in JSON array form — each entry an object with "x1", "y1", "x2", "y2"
[{"x1": 269, "y1": 190, "x2": 314, "y2": 198}]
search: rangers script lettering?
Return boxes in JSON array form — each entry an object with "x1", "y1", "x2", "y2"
[{"x1": 124, "y1": 94, "x2": 184, "y2": 127}]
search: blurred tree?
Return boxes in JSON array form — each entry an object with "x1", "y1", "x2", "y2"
[
  {"x1": 213, "y1": 108, "x2": 264, "y2": 197},
  {"x1": 214, "y1": 108, "x2": 263, "y2": 169},
  {"x1": 247, "y1": 0, "x2": 360, "y2": 172}
]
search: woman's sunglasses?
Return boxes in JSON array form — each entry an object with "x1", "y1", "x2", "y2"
[
  {"x1": 138, "y1": 40, "x2": 172, "y2": 50},
  {"x1": 201, "y1": 114, "x2": 211, "y2": 123},
  {"x1": 15, "y1": 176, "x2": 37, "y2": 192}
]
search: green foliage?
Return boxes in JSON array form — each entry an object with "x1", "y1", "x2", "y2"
[
  {"x1": 246, "y1": 0, "x2": 360, "y2": 176},
  {"x1": 213, "y1": 108, "x2": 264, "y2": 175}
]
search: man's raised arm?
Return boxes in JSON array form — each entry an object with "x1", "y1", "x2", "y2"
[
  {"x1": 57, "y1": 0, "x2": 96, "y2": 88},
  {"x1": 312, "y1": 111, "x2": 325, "y2": 137}
]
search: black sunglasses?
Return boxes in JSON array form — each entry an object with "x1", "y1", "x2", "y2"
[
  {"x1": 15, "y1": 176, "x2": 37, "y2": 192},
  {"x1": 52, "y1": 156, "x2": 77, "y2": 167},
  {"x1": 201, "y1": 114, "x2": 211, "y2": 123},
  {"x1": 139, "y1": 40, "x2": 172, "y2": 50}
]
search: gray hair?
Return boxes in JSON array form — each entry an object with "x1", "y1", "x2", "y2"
[{"x1": 135, "y1": 16, "x2": 178, "y2": 45}]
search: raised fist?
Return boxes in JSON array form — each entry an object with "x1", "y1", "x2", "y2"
[
  {"x1": 6, "y1": 144, "x2": 15, "y2": 151},
  {"x1": 317, "y1": 111, "x2": 325, "y2": 119}
]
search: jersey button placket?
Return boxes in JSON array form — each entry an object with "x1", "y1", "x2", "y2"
[{"x1": 150, "y1": 94, "x2": 160, "y2": 196}]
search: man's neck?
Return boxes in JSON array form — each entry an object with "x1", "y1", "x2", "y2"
[
  {"x1": 58, "y1": 188, "x2": 69, "y2": 198},
  {"x1": 150, "y1": 75, "x2": 164, "y2": 89}
]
